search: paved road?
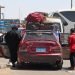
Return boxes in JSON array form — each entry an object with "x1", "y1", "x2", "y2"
[{"x1": 0, "y1": 58, "x2": 75, "y2": 75}]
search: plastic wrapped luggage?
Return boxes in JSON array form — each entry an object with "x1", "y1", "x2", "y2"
[
  {"x1": 26, "y1": 12, "x2": 46, "y2": 30},
  {"x1": 26, "y1": 12, "x2": 46, "y2": 23}
]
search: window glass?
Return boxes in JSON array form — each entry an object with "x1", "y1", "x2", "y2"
[
  {"x1": 24, "y1": 32, "x2": 57, "y2": 41},
  {"x1": 60, "y1": 11, "x2": 75, "y2": 22},
  {"x1": 53, "y1": 13, "x2": 68, "y2": 25}
]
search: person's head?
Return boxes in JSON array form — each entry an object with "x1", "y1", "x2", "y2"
[
  {"x1": 70, "y1": 28, "x2": 75, "y2": 34},
  {"x1": 12, "y1": 26, "x2": 18, "y2": 30}
]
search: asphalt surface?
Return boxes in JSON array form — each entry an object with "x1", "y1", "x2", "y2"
[{"x1": 0, "y1": 58, "x2": 75, "y2": 75}]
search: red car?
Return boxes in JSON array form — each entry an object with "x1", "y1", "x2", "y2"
[{"x1": 18, "y1": 31, "x2": 63, "y2": 69}]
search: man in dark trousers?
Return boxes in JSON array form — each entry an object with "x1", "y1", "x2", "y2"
[
  {"x1": 68, "y1": 28, "x2": 75, "y2": 70},
  {"x1": 5, "y1": 26, "x2": 22, "y2": 67}
]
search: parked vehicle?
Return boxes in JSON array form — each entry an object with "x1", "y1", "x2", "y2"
[
  {"x1": 26, "y1": 12, "x2": 69, "y2": 59},
  {"x1": 50, "y1": 10, "x2": 75, "y2": 59},
  {"x1": 18, "y1": 30, "x2": 63, "y2": 69},
  {"x1": 50, "y1": 9, "x2": 75, "y2": 33},
  {"x1": 0, "y1": 33, "x2": 10, "y2": 58},
  {"x1": 0, "y1": 33, "x2": 4, "y2": 57}
]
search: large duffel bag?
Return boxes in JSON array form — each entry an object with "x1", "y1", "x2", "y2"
[{"x1": 26, "y1": 12, "x2": 46, "y2": 23}]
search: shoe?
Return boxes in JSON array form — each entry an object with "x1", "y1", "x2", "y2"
[
  {"x1": 12, "y1": 63, "x2": 15, "y2": 67},
  {"x1": 6, "y1": 62, "x2": 12, "y2": 67},
  {"x1": 68, "y1": 67, "x2": 74, "y2": 70}
]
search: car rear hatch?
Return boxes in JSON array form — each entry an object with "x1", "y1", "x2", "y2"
[
  {"x1": 19, "y1": 31, "x2": 62, "y2": 54},
  {"x1": 23, "y1": 40, "x2": 62, "y2": 54}
]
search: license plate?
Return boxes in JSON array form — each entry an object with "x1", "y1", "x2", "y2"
[{"x1": 36, "y1": 48, "x2": 46, "y2": 52}]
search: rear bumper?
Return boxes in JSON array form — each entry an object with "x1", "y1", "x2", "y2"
[{"x1": 18, "y1": 52, "x2": 63, "y2": 64}]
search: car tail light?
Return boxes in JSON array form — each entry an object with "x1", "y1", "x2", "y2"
[
  {"x1": 19, "y1": 41, "x2": 29, "y2": 52},
  {"x1": 50, "y1": 42, "x2": 62, "y2": 53}
]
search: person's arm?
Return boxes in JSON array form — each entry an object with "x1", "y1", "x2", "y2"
[
  {"x1": 68, "y1": 35, "x2": 72, "y2": 46},
  {"x1": 17, "y1": 33, "x2": 22, "y2": 42}
]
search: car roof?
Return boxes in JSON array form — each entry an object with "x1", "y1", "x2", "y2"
[{"x1": 52, "y1": 9, "x2": 75, "y2": 13}]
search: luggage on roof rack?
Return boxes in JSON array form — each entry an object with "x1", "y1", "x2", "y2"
[{"x1": 26, "y1": 12, "x2": 46, "y2": 23}]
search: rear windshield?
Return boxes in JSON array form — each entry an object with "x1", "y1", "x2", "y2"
[{"x1": 23, "y1": 32, "x2": 57, "y2": 41}]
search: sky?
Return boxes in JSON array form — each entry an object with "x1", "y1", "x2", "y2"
[{"x1": 0, "y1": 0, "x2": 75, "y2": 20}]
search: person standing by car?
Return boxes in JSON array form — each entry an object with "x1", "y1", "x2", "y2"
[
  {"x1": 5, "y1": 26, "x2": 22, "y2": 67},
  {"x1": 68, "y1": 28, "x2": 75, "y2": 70}
]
